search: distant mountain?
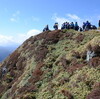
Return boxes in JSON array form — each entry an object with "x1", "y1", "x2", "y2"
[
  {"x1": 0, "y1": 47, "x2": 10, "y2": 61},
  {"x1": 0, "y1": 45, "x2": 18, "y2": 62}
]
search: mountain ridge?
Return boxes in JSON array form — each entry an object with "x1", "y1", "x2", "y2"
[{"x1": 0, "y1": 29, "x2": 100, "y2": 99}]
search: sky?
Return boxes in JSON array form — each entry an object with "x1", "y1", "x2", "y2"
[{"x1": 0, "y1": 0, "x2": 100, "y2": 47}]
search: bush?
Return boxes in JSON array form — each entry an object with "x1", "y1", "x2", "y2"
[
  {"x1": 86, "y1": 89, "x2": 100, "y2": 99},
  {"x1": 34, "y1": 45, "x2": 48, "y2": 62},
  {"x1": 81, "y1": 51, "x2": 87, "y2": 60},
  {"x1": 93, "y1": 82, "x2": 100, "y2": 89},
  {"x1": 89, "y1": 57, "x2": 100, "y2": 67},
  {"x1": 75, "y1": 33, "x2": 85, "y2": 43},
  {"x1": 60, "y1": 56, "x2": 70, "y2": 69},
  {"x1": 72, "y1": 51, "x2": 81, "y2": 59},
  {"x1": 61, "y1": 90, "x2": 73, "y2": 99},
  {"x1": 92, "y1": 45, "x2": 100, "y2": 56},
  {"x1": 87, "y1": 44, "x2": 92, "y2": 51}
]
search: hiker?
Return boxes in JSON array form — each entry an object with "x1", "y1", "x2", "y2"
[
  {"x1": 98, "y1": 20, "x2": 100, "y2": 27},
  {"x1": 61, "y1": 22, "x2": 66, "y2": 29},
  {"x1": 43, "y1": 25, "x2": 49, "y2": 32},
  {"x1": 74, "y1": 22, "x2": 79, "y2": 31},
  {"x1": 82, "y1": 22, "x2": 86, "y2": 31},
  {"x1": 85, "y1": 21, "x2": 91, "y2": 31},
  {"x1": 53, "y1": 22, "x2": 58, "y2": 30},
  {"x1": 66, "y1": 22, "x2": 70, "y2": 29},
  {"x1": 65, "y1": 22, "x2": 68, "y2": 29},
  {"x1": 70, "y1": 22, "x2": 74, "y2": 29}
]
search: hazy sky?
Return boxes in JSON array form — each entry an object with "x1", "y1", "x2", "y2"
[{"x1": 0, "y1": 0, "x2": 100, "y2": 46}]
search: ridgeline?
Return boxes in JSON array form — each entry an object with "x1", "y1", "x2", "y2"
[{"x1": 0, "y1": 29, "x2": 100, "y2": 99}]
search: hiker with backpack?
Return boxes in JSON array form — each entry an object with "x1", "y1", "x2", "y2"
[
  {"x1": 85, "y1": 21, "x2": 91, "y2": 31},
  {"x1": 66, "y1": 22, "x2": 70, "y2": 29},
  {"x1": 63, "y1": 22, "x2": 67, "y2": 29},
  {"x1": 74, "y1": 22, "x2": 79, "y2": 31},
  {"x1": 43, "y1": 25, "x2": 49, "y2": 32},
  {"x1": 61, "y1": 22, "x2": 66, "y2": 29},
  {"x1": 53, "y1": 22, "x2": 58, "y2": 30},
  {"x1": 70, "y1": 22, "x2": 74, "y2": 29}
]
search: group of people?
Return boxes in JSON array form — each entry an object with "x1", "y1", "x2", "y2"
[
  {"x1": 43, "y1": 22, "x2": 59, "y2": 32},
  {"x1": 82, "y1": 21, "x2": 97, "y2": 31},
  {"x1": 43, "y1": 20, "x2": 100, "y2": 32},
  {"x1": 61, "y1": 22, "x2": 79, "y2": 31}
]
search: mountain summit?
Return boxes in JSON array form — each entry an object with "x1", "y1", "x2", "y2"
[{"x1": 0, "y1": 29, "x2": 100, "y2": 99}]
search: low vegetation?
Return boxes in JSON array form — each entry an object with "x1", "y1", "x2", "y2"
[{"x1": 0, "y1": 29, "x2": 100, "y2": 99}]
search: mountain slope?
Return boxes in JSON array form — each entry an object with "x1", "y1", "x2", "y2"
[{"x1": 0, "y1": 29, "x2": 100, "y2": 99}]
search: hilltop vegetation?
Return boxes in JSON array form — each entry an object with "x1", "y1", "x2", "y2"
[{"x1": 0, "y1": 29, "x2": 100, "y2": 99}]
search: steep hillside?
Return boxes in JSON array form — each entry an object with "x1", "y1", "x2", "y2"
[{"x1": 0, "y1": 29, "x2": 100, "y2": 99}]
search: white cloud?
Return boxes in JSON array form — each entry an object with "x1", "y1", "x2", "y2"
[
  {"x1": 17, "y1": 29, "x2": 41, "y2": 44},
  {"x1": 0, "y1": 35, "x2": 13, "y2": 44},
  {"x1": 10, "y1": 10, "x2": 20, "y2": 22},
  {"x1": 0, "y1": 29, "x2": 41, "y2": 47},
  {"x1": 52, "y1": 14, "x2": 70, "y2": 28},
  {"x1": 67, "y1": 14, "x2": 80, "y2": 20},
  {"x1": 66, "y1": 14, "x2": 83, "y2": 26},
  {"x1": 52, "y1": 13, "x2": 90, "y2": 27},
  {"x1": 10, "y1": 18, "x2": 17, "y2": 22}
]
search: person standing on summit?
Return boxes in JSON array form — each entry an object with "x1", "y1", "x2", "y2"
[
  {"x1": 53, "y1": 22, "x2": 58, "y2": 30},
  {"x1": 98, "y1": 20, "x2": 100, "y2": 27},
  {"x1": 70, "y1": 22, "x2": 74, "y2": 29},
  {"x1": 74, "y1": 22, "x2": 79, "y2": 31},
  {"x1": 43, "y1": 25, "x2": 49, "y2": 32},
  {"x1": 85, "y1": 21, "x2": 91, "y2": 31}
]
